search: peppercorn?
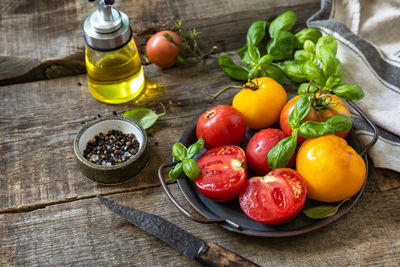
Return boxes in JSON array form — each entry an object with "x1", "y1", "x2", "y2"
[{"x1": 83, "y1": 130, "x2": 140, "y2": 165}]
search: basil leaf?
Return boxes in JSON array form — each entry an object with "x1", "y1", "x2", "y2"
[
  {"x1": 302, "y1": 61, "x2": 326, "y2": 86},
  {"x1": 324, "y1": 114, "x2": 353, "y2": 132},
  {"x1": 298, "y1": 82, "x2": 318, "y2": 94},
  {"x1": 268, "y1": 136, "x2": 297, "y2": 169},
  {"x1": 334, "y1": 58, "x2": 342, "y2": 75},
  {"x1": 219, "y1": 53, "x2": 249, "y2": 81},
  {"x1": 186, "y1": 137, "x2": 204, "y2": 159},
  {"x1": 302, "y1": 61, "x2": 319, "y2": 79},
  {"x1": 124, "y1": 105, "x2": 166, "y2": 130},
  {"x1": 325, "y1": 74, "x2": 342, "y2": 89},
  {"x1": 172, "y1": 143, "x2": 187, "y2": 161},
  {"x1": 333, "y1": 84, "x2": 364, "y2": 100},
  {"x1": 299, "y1": 121, "x2": 334, "y2": 138},
  {"x1": 267, "y1": 30, "x2": 295, "y2": 60},
  {"x1": 238, "y1": 44, "x2": 261, "y2": 68},
  {"x1": 182, "y1": 159, "x2": 200, "y2": 180},
  {"x1": 168, "y1": 162, "x2": 183, "y2": 182},
  {"x1": 299, "y1": 114, "x2": 352, "y2": 138},
  {"x1": 304, "y1": 40, "x2": 316, "y2": 54},
  {"x1": 325, "y1": 59, "x2": 343, "y2": 89},
  {"x1": 248, "y1": 44, "x2": 261, "y2": 64},
  {"x1": 238, "y1": 21, "x2": 268, "y2": 67},
  {"x1": 247, "y1": 20, "x2": 268, "y2": 46},
  {"x1": 248, "y1": 65, "x2": 261, "y2": 80},
  {"x1": 303, "y1": 199, "x2": 349, "y2": 219},
  {"x1": 278, "y1": 61, "x2": 306, "y2": 83},
  {"x1": 316, "y1": 45, "x2": 336, "y2": 76},
  {"x1": 316, "y1": 35, "x2": 337, "y2": 56},
  {"x1": 294, "y1": 50, "x2": 315, "y2": 65},
  {"x1": 238, "y1": 44, "x2": 253, "y2": 67},
  {"x1": 258, "y1": 54, "x2": 273, "y2": 65},
  {"x1": 294, "y1": 28, "x2": 321, "y2": 49},
  {"x1": 288, "y1": 93, "x2": 312, "y2": 129},
  {"x1": 269, "y1": 11, "x2": 297, "y2": 38},
  {"x1": 261, "y1": 64, "x2": 286, "y2": 85}
]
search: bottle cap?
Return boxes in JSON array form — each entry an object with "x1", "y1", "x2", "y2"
[{"x1": 84, "y1": 0, "x2": 132, "y2": 51}]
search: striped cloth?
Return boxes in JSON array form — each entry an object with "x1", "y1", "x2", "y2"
[{"x1": 308, "y1": 0, "x2": 400, "y2": 172}]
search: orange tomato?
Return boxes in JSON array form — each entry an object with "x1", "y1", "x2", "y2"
[
  {"x1": 232, "y1": 77, "x2": 287, "y2": 129},
  {"x1": 280, "y1": 94, "x2": 351, "y2": 144},
  {"x1": 296, "y1": 134, "x2": 366, "y2": 202}
]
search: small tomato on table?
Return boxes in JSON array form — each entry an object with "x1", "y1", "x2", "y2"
[{"x1": 146, "y1": 30, "x2": 183, "y2": 68}]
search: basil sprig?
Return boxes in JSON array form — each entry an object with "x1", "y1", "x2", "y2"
[
  {"x1": 168, "y1": 138, "x2": 204, "y2": 181},
  {"x1": 216, "y1": 10, "x2": 365, "y2": 103},
  {"x1": 268, "y1": 94, "x2": 352, "y2": 169},
  {"x1": 277, "y1": 35, "x2": 364, "y2": 101},
  {"x1": 218, "y1": 11, "x2": 300, "y2": 84}
]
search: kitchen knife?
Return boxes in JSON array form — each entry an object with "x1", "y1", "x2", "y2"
[{"x1": 97, "y1": 195, "x2": 260, "y2": 267}]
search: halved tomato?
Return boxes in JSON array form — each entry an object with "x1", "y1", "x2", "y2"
[
  {"x1": 239, "y1": 168, "x2": 306, "y2": 225},
  {"x1": 195, "y1": 145, "x2": 247, "y2": 202}
]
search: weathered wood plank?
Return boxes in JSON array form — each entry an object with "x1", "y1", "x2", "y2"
[
  {"x1": 1, "y1": 182, "x2": 399, "y2": 266},
  {"x1": 0, "y1": 52, "x2": 239, "y2": 211},
  {"x1": 0, "y1": 0, "x2": 320, "y2": 85}
]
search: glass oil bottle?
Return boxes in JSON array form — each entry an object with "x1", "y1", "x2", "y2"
[{"x1": 84, "y1": 0, "x2": 145, "y2": 104}]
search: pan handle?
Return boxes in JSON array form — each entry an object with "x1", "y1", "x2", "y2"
[
  {"x1": 158, "y1": 162, "x2": 240, "y2": 229},
  {"x1": 347, "y1": 101, "x2": 379, "y2": 157}
]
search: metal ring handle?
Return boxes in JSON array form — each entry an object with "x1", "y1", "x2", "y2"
[
  {"x1": 347, "y1": 101, "x2": 379, "y2": 157},
  {"x1": 158, "y1": 162, "x2": 241, "y2": 229}
]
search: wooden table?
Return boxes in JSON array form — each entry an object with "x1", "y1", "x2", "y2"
[{"x1": 1, "y1": 0, "x2": 400, "y2": 266}]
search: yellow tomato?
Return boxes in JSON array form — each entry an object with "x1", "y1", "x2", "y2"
[
  {"x1": 232, "y1": 77, "x2": 287, "y2": 129},
  {"x1": 296, "y1": 134, "x2": 366, "y2": 202}
]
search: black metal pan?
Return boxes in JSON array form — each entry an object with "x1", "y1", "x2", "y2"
[{"x1": 158, "y1": 101, "x2": 378, "y2": 237}]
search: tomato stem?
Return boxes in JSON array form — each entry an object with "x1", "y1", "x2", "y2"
[
  {"x1": 157, "y1": 102, "x2": 167, "y2": 117},
  {"x1": 203, "y1": 85, "x2": 243, "y2": 99}
]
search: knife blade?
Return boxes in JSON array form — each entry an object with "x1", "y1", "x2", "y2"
[{"x1": 97, "y1": 195, "x2": 260, "y2": 267}]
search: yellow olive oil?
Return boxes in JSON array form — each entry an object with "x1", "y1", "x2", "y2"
[{"x1": 85, "y1": 39, "x2": 145, "y2": 104}]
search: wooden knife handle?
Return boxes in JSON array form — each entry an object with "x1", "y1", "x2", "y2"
[{"x1": 195, "y1": 242, "x2": 261, "y2": 267}]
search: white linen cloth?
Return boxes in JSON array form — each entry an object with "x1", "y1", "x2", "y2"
[{"x1": 308, "y1": 0, "x2": 400, "y2": 172}]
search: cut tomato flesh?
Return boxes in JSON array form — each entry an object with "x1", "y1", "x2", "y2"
[{"x1": 195, "y1": 145, "x2": 247, "y2": 202}]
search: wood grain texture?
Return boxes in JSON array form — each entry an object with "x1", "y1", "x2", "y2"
[
  {"x1": 0, "y1": 0, "x2": 320, "y2": 84},
  {"x1": 0, "y1": 52, "x2": 247, "y2": 211},
  {"x1": 1, "y1": 181, "x2": 399, "y2": 266},
  {"x1": 1, "y1": 0, "x2": 400, "y2": 266}
]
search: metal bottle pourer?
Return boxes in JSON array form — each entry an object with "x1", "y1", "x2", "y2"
[{"x1": 84, "y1": 0, "x2": 132, "y2": 51}]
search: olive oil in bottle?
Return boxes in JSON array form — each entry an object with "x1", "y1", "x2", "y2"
[{"x1": 84, "y1": 0, "x2": 145, "y2": 104}]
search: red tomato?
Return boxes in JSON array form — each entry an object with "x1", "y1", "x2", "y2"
[
  {"x1": 239, "y1": 168, "x2": 306, "y2": 225},
  {"x1": 196, "y1": 105, "x2": 246, "y2": 149},
  {"x1": 280, "y1": 94, "x2": 351, "y2": 144},
  {"x1": 146, "y1": 30, "x2": 183, "y2": 68},
  {"x1": 246, "y1": 128, "x2": 295, "y2": 176},
  {"x1": 195, "y1": 146, "x2": 247, "y2": 202}
]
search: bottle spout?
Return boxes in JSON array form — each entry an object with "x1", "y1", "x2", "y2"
[
  {"x1": 84, "y1": 0, "x2": 131, "y2": 50},
  {"x1": 88, "y1": 0, "x2": 121, "y2": 33},
  {"x1": 97, "y1": 0, "x2": 114, "y2": 22}
]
